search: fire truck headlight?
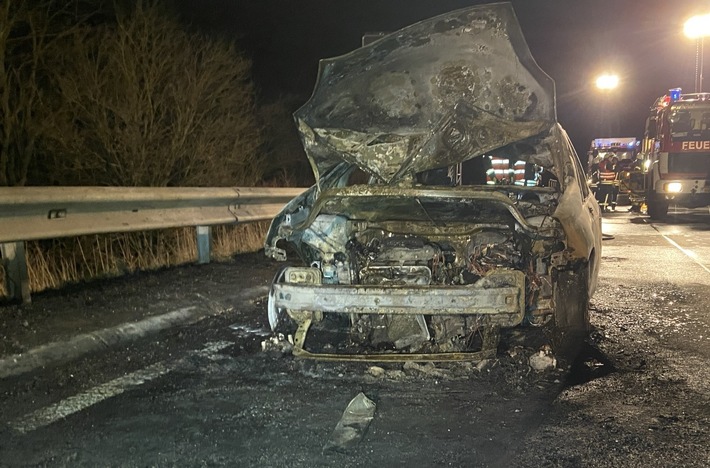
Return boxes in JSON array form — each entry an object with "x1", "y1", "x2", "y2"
[{"x1": 665, "y1": 182, "x2": 683, "y2": 193}]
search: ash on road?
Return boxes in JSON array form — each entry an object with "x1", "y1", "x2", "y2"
[{"x1": 0, "y1": 211, "x2": 709, "y2": 467}]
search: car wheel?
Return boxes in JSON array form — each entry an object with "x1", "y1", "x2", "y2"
[
  {"x1": 267, "y1": 266, "x2": 297, "y2": 334},
  {"x1": 551, "y1": 261, "x2": 590, "y2": 356}
]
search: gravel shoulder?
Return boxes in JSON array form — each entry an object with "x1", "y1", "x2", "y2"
[{"x1": 0, "y1": 252, "x2": 280, "y2": 359}]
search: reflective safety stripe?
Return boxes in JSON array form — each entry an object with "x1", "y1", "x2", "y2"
[{"x1": 599, "y1": 171, "x2": 617, "y2": 182}]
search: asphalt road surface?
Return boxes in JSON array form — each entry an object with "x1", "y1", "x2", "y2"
[{"x1": 0, "y1": 208, "x2": 709, "y2": 467}]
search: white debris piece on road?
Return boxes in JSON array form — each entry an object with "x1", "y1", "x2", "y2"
[
  {"x1": 260, "y1": 333, "x2": 294, "y2": 354},
  {"x1": 367, "y1": 366, "x2": 386, "y2": 378},
  {"x1": 324, "y1": 392, "x2": 376, "y2": 452},
  {"x1": 529, "y1": 345, "x2": 557, "y2": 372},
  {"x1": 229, "y1": 323, "x2": 271, "y2": 337}
]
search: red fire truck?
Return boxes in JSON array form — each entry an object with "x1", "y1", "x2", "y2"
[{"x1": 643, "y1": 88, "x2": 710, "y2": 218}]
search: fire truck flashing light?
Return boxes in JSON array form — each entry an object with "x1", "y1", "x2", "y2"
[{"x1": 669, "y1": 88, "x2": 682, "y2": 102}]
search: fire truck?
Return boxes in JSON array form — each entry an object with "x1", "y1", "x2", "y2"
[
  {"x1": 587, "y1": 137, "x2": 641, "y2": 209},
  {"x1": 643, "y1": 88, "x2": 710, "y2": 218},
  {"x1": 589, "y1": 137, "x2": 640, "y2": 162}
]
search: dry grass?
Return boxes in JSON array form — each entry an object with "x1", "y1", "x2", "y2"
[
  {"x1": 0, "y1": 222, "x2": 270, "y2": 297},
  {"x1": 211, "y1": 222, "x2": 270, "y2": 260}
]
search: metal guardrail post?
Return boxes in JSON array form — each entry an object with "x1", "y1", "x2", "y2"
[
  {"x1": 196, "y1": 226, "x2": 211, "y2": 264},
  {"x1": 1, "y1": 242, "x2": 31, "y2": 304}
]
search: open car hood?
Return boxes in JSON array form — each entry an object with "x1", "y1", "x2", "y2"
[{"x1": 295, "y1": 2, "x2": 556, "y2": 185}]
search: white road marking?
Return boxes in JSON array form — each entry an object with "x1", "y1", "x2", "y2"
[
  {"x1": 10, "y1": 341, "x2": 233, "y2": 434},
  {"x1": 649, "y1": 222, "x2": 710, "y2": 275}
]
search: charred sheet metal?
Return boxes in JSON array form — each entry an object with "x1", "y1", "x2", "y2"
[
  {"x1": 292, "y1": 330, "x2": 501, "y2": 362},
  {"x1": 273, "y1": 266, "x2": 523, "y2": 360},
  {"x1": 307, "y1": 185, "x2": 557, "y2": 234},
  {"x1": 296, "y1": 3, "x2": 555, "y2": 185},
  {"x1": 273, "y1": 268, "x2": 525, "y2": 324},
  {"x1": 264, "y1": 3, "x2": 602, "y2": 361}
]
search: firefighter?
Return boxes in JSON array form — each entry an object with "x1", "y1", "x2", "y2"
[{"x1": 597, "y1": 157, "x2": 618, "y2": 211}]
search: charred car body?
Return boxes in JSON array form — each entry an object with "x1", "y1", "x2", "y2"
[{"x1": 265, "y1": 3, "x2": 601, "y2": 360}]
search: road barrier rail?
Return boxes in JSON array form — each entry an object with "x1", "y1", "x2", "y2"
[{"x1": 0, "y1": 186, "x2": 305, "y2": 303}]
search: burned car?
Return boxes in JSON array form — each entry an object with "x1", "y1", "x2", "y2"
[{"x1": 265, "y1": 3, "x2": 601, "y2": 360}]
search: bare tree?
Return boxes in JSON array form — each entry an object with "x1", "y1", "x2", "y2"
[
  {"x1": 258, "y1": 94, "x2": 313, "y2": 186},
  {"x1": 48, "y1": 0, "x2": 264, "y2": 187},
  {"x1": 0, "y1": 1, "x2": 57, "y2": 186},
  {"x1": 1, "y1": 1, "x2": 269, "y2": 296}
]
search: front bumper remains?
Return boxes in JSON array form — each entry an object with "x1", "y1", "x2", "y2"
[{"x1": 269, "y1": 267, "x2": 526, "y2": 361}]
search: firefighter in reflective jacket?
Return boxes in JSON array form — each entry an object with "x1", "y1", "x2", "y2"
[{"x1": 596, "y1": 157, "x2": 618, "y2": 211}]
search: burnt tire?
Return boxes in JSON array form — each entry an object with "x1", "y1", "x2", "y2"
[{"x1": 552, "y1": 262, "x2": 591, "y2": 357}]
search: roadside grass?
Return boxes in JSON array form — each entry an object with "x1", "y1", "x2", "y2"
[{"x1": 0, "y1": 222, "x2": 269, "y2": 297}]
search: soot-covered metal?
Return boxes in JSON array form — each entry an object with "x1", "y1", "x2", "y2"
[
  {"x1": 265, "y1": 3, "x2": 601, "y2": 360},
  {"x1": 296, "y1": 3, "x2": 555, "y2": 185}
]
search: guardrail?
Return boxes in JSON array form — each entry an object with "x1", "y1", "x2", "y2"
[{"x1": 0, "y1": 186, "x2": 305, "y2": 304}]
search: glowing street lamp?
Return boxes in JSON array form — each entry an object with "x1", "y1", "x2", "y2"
[
  {"x1": 595, "y1": 73, "x2": 619, "y2": 90},
  {"x1": 684, "y1": 14, "x2": 710, "y2": 39},
  {"x1": 594, "y1": 73, "x2": 620, "y2": 135},
  {"x1": 684, "y1": 14, "x2": 710, "y2": 92}
]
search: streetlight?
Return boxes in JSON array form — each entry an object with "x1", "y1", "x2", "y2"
[
  {"x1": 595, "y1": 73, "x2": 619, "y2": 91},
  {"x1": 684, "y1": 13, "x2": 710, "y2": 92},
  {"x1": 594, "y1": 73, "x2": 620, "y2": 136}
]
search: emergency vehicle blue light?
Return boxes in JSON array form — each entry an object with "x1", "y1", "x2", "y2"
[{"x1": 669, "y1": 88, "x2": 682, "y2": 101}]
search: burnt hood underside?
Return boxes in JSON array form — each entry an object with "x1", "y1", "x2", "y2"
[{"x1": 295, "y1": 2, "x2": 556, "y2": 185}]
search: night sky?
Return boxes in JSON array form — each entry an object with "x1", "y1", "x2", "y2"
[{"x1": 177, "y1": 0, "x2": 710, "y2": 155}]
